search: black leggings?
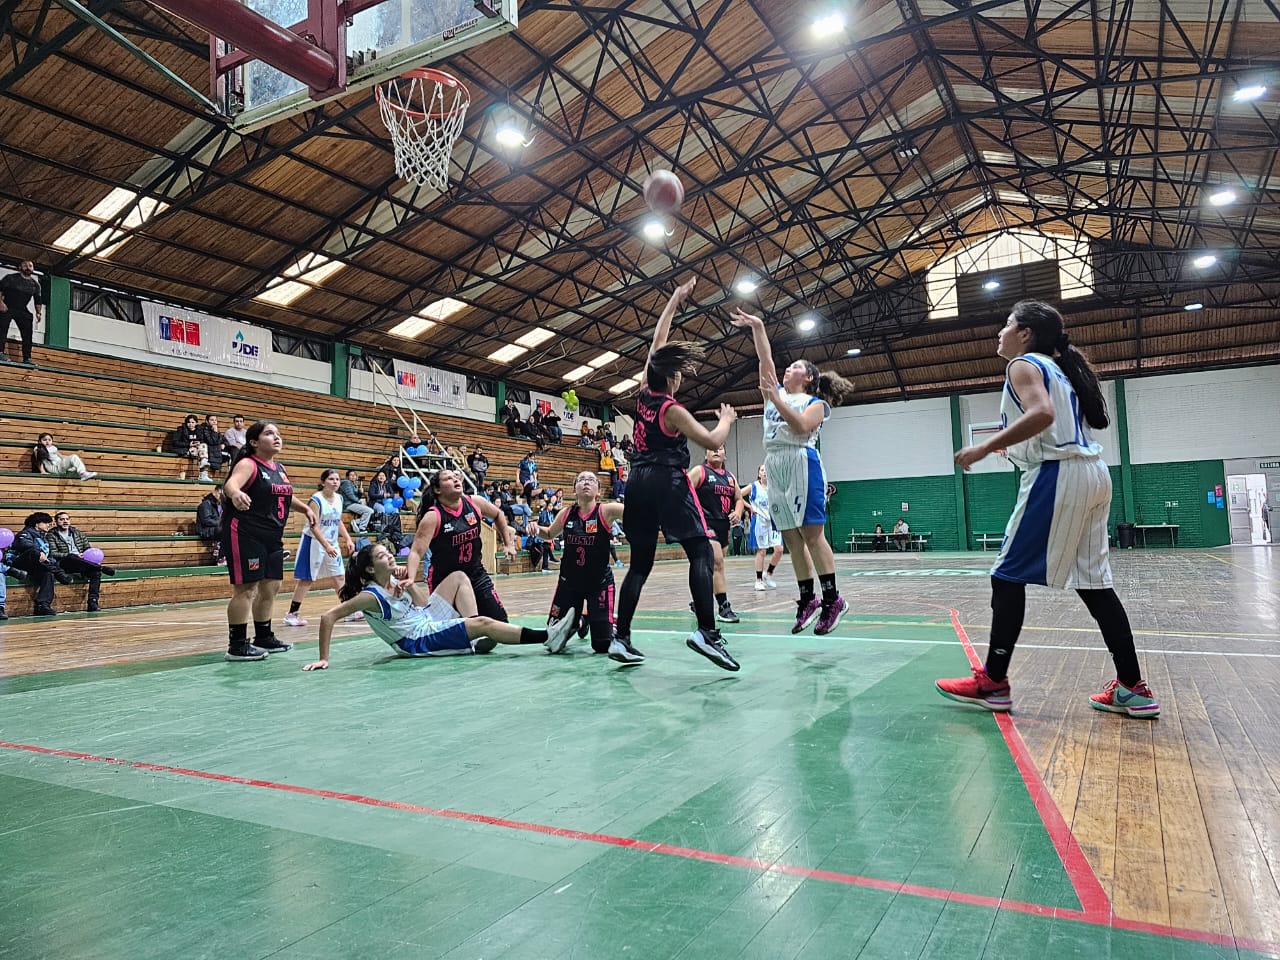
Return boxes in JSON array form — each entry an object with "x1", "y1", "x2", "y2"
[
  {"x1": 985, "y1": 576, "x2": 1141, "y2": 686},
  {"x1": 617, "y1": 535, "x2": 716, "y2": 637},
  {"x1": 2, "y1": 311, "x2": 34, "y2": 361}
]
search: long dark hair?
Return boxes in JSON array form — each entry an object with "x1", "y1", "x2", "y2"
[
  {"x1": 338, "y1": 544, "x2": 378, "y2": 601},
  {"x1": 231, "y1": 421, "x2": 277, "y2": 467},
  {"x1": 645, "y1": 341, "x2": 706, "y2": 392},
  {"x1": 31, "y1": 432, "x2": 53, "y2": 471},
  {"x1": 1009, "y1": 300, "x2": 1109, "y2": 429},
  {"x1": 414, "y1": 469, "x2": 451, "y2": 522},
  {"x1": 795, "y1": 359, "x2": 855, "y2": 406}
]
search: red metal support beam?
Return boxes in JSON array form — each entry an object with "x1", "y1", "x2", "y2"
[{"x1": 149, "y1": 0, "x2": 341, "y2": 94}]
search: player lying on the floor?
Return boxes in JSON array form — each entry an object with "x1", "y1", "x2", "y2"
[{"x1": 303, "y1": 543, "x2": 574, "y2": 670}]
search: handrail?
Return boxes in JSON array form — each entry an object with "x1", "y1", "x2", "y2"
[{"x1": 370, "y1": 366, "x2": 477, "y2": 495}]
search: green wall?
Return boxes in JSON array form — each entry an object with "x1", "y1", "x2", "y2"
[
  {"x1": 1131, "y1": 460, "x2": 1229, "y2": 547},
  {"x1": 829, "y1": 475, "x2": 961, "y2": 551}
]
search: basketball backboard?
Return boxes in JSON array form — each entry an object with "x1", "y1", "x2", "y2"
[{"x1": 219, "y1": 0, "x2": 517, "y2": 130}]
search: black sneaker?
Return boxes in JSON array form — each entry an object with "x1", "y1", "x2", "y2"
[
  {"x1": 0, "y1": 606, "x2": 8, "y2": 620},
  {"x1": 34, "y1": 605, "x2": 56, "y2": 617},
  {"x1": 225, "y1": 642, "x2": 269, "y2": 661},
  {"x1": 717, "y1": 603, "x2": 740, "y2": 624},
  {"x1": 54, "y1": 568, "x2": 75, "y2": 585},
  {"x1": 87, "y1": 600, "x2": 101, "y2": 612},
  {"x1": 607, "y1": 636, "x2": 645, "y2": 665},
  {"x1": 254, "y1": 634, "x2": 294, "y2": 653},
  {"x1": 687, "y1": 628, "x2": 740, "y2": 671},
  {"x1": 577, "y1": 613, "x2": 589, "y2": 639}
]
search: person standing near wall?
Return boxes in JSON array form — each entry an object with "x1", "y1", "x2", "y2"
[
  {"x1": 0, "y1": 259, "x2": 44, "y2": 366},
  {"x1": 936, "y1": 300, "x2": 1160, "y2": 718}
]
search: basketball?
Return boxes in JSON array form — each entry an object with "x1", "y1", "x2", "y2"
[{"x1": 643, "y1": 170, "x2": 684, "y2": 215}]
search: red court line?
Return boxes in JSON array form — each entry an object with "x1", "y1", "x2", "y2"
[
  {"x1": 2, "y1": 738, "x2": 1277, "y2": 955},
  {"x1": 947, "y1": 607, "x2": 1113, "y2": 922}
]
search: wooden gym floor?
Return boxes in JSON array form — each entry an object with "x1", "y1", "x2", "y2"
[{"x1": 1, "y1": 548, "x2": 1277, "y2": 959}]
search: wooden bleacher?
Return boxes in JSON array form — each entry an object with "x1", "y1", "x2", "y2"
[{"x1": 1, "y1": 344, "x2": 612, "y2": 617}]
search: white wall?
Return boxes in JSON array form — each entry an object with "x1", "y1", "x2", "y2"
[
  {"x1": 824, "y1": 397, "x2": 954, "y2": 481},
  {"x1": 347, "y1": 368, "x2": 493, "y2": 425},
  {"x1": 1126, "y1": 367, "x2": 1280, "y2": 464},
  {"x1": 958, "y1": 380, "x2": 1119, "y2": 473},
  {"x1": 69, "y1": 311, "x2": 331, "y2": 396}
]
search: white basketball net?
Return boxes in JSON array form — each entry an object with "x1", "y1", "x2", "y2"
[{"x1": 377, "y1": 72, "x2": 470, "y2": 192}]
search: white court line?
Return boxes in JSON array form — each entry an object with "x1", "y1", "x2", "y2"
[{"x1": 629, "y1": 629, "x2": 1280, "y2": 659}]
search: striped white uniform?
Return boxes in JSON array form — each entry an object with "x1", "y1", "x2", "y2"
[
  {"x1": 294, "y1": 492, "x2": 345, "y2": 582},
  {"x1": 762, "y1": 388, "x2": 830, "y2": 529},
  {"x1": 362, "y1": 583, "x2": 472, "y2": 657},
  {"x1": 992, "y1": 352, "x2": 1113, "y2": 590},
  {"x1": 746, "y1": 481, "x2": 783, "y2": 550}
]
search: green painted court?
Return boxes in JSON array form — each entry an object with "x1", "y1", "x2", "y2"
[{"x1": 3, "y1": 592, "x2": 1273, "y2": 959}]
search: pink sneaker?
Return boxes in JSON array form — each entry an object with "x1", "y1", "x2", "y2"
[
  {"x1": 813, "y1": 595, "x2": 848, "y2": 636},
  {"x1": 1090, "y1": 678, "x2": 1160, "y2": 718},
  {"x1": 935, "y1": 667, "x2": 1013, "y2": 712},
  {"x1": 792, "y1": 597, "x2": 821, "y2": 634},
  {"x1": 282, "y1": 612, "x2": 308, "y2": 627}
]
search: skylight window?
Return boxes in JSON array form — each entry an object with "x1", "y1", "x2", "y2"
[
  {"x1": 516, "y1": 327, "x2": 555, "y2": 348},
  {"x1": 488, "y1": 344, "x2": 529, "y2": 364},
  {"x1": 563, "y1": 364, "x2": 594, "y2": 382},
  {"x1": 609, "y1": 377, "x2": 639, "y2": 394},
  {"x1": 388, "y1": 315, "x2": 436, "y2": 339},
  {"x1": 256, "y1": 252, "x2": 345, "y2": 306},
  {"x1": 587, "y1": 351, "x2": 619, "y2": 368},
  {"x1": 52, "y1": 187, "x2": 169, "y2": 258}
]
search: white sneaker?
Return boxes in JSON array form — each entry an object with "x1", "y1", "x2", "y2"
[
  {"x1": 545, "y1": 609, "x2": 576, "y2": 654},
  {"x1": 283, "y1": 612, "x2": 308, "y2": 627},
  {"x1": 607, "y1": 637, "x2": 645, "y2": 665},
  {"x1": 79, "y1": 471, "x2": 97, "y2": 481},
  {"x1": 341, "y1": 611, "x2": 364, "y2": 622},
  {"x1": 754, "y1": 581, "x2": 767, "y2": 592},
  {"x1": 763, "y1": 576, "x2": 778, "y2": 589}
]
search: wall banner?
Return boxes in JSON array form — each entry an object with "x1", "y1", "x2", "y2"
[
  {"x1": 141, "y1": 301, "x2": 272, "y2": 372},
  {"x1": 393, "y1": 359, "x2": 467, "y2": 409}
]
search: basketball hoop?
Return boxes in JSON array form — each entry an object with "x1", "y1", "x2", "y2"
[{"x1": 376, "y1": 67, "x2": 470, "y2": 191}]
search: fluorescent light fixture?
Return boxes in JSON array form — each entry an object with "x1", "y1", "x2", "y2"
[
  {"x1": 983, "y1": 279, "x2": 1001, "y2": 291},
  {"x1": 488, "y1": 343, "x2": 529, "y2": 364},
  {"x1": 811, "y1": 12, "x2": 847, "y2": 37},
  {"x1": 52, "y1": 187, "x2": 170, "y2": 257},
  {"x1": 642, "y1": 218, "x2": 667, "y2": 241},
  {"x1": 846, "y1": 347, "x2": 862, "y2": 356},
  {"x1": 734, "y1": 279, "x2": 758, "y2": 295},
  {"x1": 515, "y1": 327, "x2": 555, "y2": 348},
  {"x1": 587, "y1": 350, "x2": 620, "y2": 368},
  {"x1": 494, "y1": 123, "x2": 528, "y2": 148},
  {"x1": 1207, "y1": 188, "x2": 1237, "y2": 206},
  {"x1": 563, "y1": 364, "x2": 594, "y2": 382},
  {"x1": 1233, "y1": 84, "x2": 1266, "y2": 102},
  {"x1": 388, "y1": 315, "x2": 436, "y2": 339},
  {"x1": 419, "y1": 297, "x2": 469, "y2": 321},
  {"x1": 797, "y1": 317, "x2": 817, "y2": 333},
  {"x1": 609, "y1": 377, "x2": 639, "y2": 394},
  {"x1": 256, "y1": 252, "x2": 346, "y2": 306},
  {"x1": 1192, "y1": 254, "x2": 1217, "y2": 269},
  {"x1": 1184, "y1": 302, "x2": 1204, "y2": 311}
]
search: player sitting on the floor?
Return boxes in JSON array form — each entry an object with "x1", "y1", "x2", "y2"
[{"x1": 302, "y1": 543, "x2": 574, "y2": 670}]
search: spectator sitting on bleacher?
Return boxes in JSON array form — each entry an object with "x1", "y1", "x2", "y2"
[
  {"x1": 509, "y1": 495, "x2": 532, "y2": 533},
  {"x1": 339, "y1": 469, "x2": 373, "y2": 534},
  {"x1": 542, "y1": 409, "x2": 562, "y2": 444},
  {"x1": 47, "y1": 510, "x2": 115, "y2": 612},
  {"x1": 873, "y1": 523, "x2": 888, "y2": 552},
  {"x1": 10, "y1": 512, "x2": 70, "y2": 617},
  {"x1": 502, "y1": 397, "x2": 523, "y2": 437},
  {"x1": 197, "y1": 414, "x2": 226, "y2": 474},
  {"x1": 32, "y1": 432, "x2": 97, "y2": 481},
  {"x1": 525, "y1": 409, "x2": 546, "y2": 450},
  {"x1": 579, "y1": 421, "x2": 593, "y2": 447},
  {"x1": 366, "y1": 469, "x2": 391, "y2": 510},
  {"x1": 467, "y1": 446, "x2": 489, "y2": 489},
  {"x1": 171, "y1": 414, "x2": 214, "y2": 482},
  {"x1": 380, "y1": 455, "x2": 404, "y2": 490},
  {"x1": 223, "y1": 414, "x2": 247, "y2": 460},
  {"x1": 893, "y1": 517, "x2": 910, "y2": 551},
  {"x1": 197, "y1": 485, "x2": 224, "y2": 563}
]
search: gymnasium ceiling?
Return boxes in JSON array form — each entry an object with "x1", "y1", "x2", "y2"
[{"x1": 1, "y1": 0, "x2": 1279, "y2": 413}]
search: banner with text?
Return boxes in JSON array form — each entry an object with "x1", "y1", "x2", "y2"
[
  {"x1": 392, "y1": 359, "x2": 467, "y2": 409},
  {"x1": 141, "y1": 301, "x2": 272, "y2": 373}
]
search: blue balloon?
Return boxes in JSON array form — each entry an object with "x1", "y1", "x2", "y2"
[
  {"x1": 396, "y1": 475, "x2": 411, "y2": 490},
  {"x1": 392, "y1": 496, "x2": 404, "y2": 509},
  {"x1": 372, "y1": 502, "x2": 385, "y2": 514},
  {"x1": 410, "y1": 476, "x2": 422, "y2": 489}
]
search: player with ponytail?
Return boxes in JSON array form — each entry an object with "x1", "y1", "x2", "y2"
[{"x1": 937, "y1": 300, "x2": 1159, "y2": 718}]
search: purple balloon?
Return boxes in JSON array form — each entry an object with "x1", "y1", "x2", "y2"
[
  {"x1": 0, "y1": 528, "x2": 13, "y2": 549},
  {"x1": 83, "y1": 547, "x2": 105, "y2": 565},
  {"x1": 397, "y1": 547, "x2": 410, "y2": 557}
]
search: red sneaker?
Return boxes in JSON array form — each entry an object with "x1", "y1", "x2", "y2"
[
  {"x1": 936, "y1": 667, "x2": 1013, "y2": 712},
  {"x1": 1090, "y1": 678, "x2": 1160, "y2": 718}
]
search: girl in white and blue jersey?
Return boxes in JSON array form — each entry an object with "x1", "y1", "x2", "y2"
[
  {"x1": 936, "y1": 300, "x2": 1159, "y2": 718},
  {"x1": 731, "y1": 308, "x2": 855, "y2": 636},
  {"x1": 285, "y1": 469, "x2": 356, "y2": 627},
  {"x1": 302, "y1": 543, "x2": 574, "y2": 670},
  {"x1": 740, "y1": 465, "x2": 783, "y2": 590}
]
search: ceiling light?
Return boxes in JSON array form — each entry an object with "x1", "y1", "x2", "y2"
[
  {"x1": 983, "y1": 279, "x2": 1001, "y2": 291},
  {"x1": 1192, "y1": 254, "x2": 1217, "y2": 269},
  {"x1": 1184, "y1": 302, "x2": 1204, "y2": 311},
  {"x1": 488, "y1": 344, "x2": 529, "y2": 364},
  {"x1": 1232, "y1": 84, "x2": 1267, "y2": 103},
  {"x1": 846, "y1": 347, "x2": 862, "y2": 356},
  {"x1": 797, "y1": 317, "x2": 817, "y2": 333},
  {"x1": 1207, "y1": 188, "x2": 1237, "y2": 206},
  {"x1": 515, "y1": 327, "x2": 555, "y2": 348},
  {"x1": 563, "y1": 364, "x2": 594, "y2": 382},
  {"x1": 388, "y1": 316, "x2": 436, "y2": 339},
  {"x1": 642, "y1": 218, "x2": 668, "y2": 241},
  {"x1": 494, "y1": 123, "x2": 529, "y2": 148},
  {"x1": 609, "y1": 377, "x2": 639, "y2": 394},
  {"x1": 734, "y1": 279, "x2": 758, "y2": 295},
  {"x1": 811, "y1": 12, "x2": 847, "y2": 38},
  {"x1": 587, "y1": 350, "x2": 620, "y2": 368}
]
